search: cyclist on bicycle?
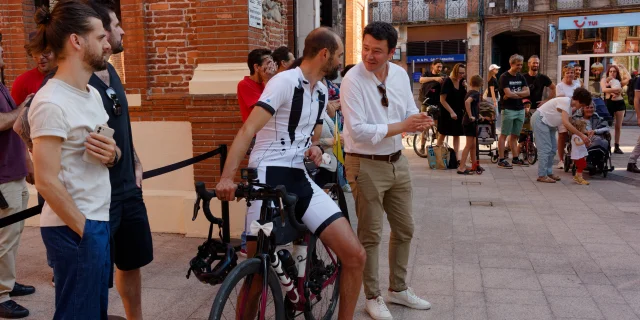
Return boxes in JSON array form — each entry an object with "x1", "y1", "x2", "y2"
[{"x1": 215, "y1": 27, "x2": 366, "y2": 320}]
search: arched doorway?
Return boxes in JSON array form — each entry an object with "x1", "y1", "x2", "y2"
[{"x1": 492, "y1": 31, "x2": 541, "y2": 75}]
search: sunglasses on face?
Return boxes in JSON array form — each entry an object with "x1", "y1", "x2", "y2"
[
  {"x1": 105, "y1": 87, "x2": 122, "y2": 116},
  {"x1": 377, "y1": 84, "x2": 389, "y2": 107}
]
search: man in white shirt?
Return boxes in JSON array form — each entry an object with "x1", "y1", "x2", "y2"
[
  {"x1": 27, "y1": 1, "x2": 119, "y2": 318},
  {"x1": 341, "y1": 21, "x2": 433, "y2": 320}
]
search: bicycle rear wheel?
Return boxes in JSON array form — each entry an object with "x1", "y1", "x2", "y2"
[
  {"x1": 303, "y1": 234, "x2": 341, "y2": 320},
  {"x1": 526, "y1": 142, "x2": 537, "y2": 165},
  {"x1": 209, "y1": 258, "x2": 285, "y2": 320},
  {"x1": 413, "y1": 132, "x2": 429, "y2": 158}
]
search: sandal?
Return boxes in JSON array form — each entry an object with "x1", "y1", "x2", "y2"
[
  {"x1": 537, "y1": 176, "x2": 556, "y2": 183},
  {"x1": 547, "y1": 175, "x2": 561, "y2": 181},
  {"x1": 457, "y1": 169, "x2": 474, "y2": 175}
]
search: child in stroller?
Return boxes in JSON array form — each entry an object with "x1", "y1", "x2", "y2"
[{"x1": 477, "y1": 101, "x2": 499, "y2": 161}]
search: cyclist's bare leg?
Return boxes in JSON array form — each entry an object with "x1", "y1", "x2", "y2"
[
  {"x1": 318, "y1": 217, "x2": 366, "y2": 320},
  {"x1": 236, "y1": 240, "x2": 262, "y2": 320}
]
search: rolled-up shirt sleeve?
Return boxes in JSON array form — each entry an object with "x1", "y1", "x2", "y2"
[
  {"x1": 340, "y1": 77, "x2": 388, "y2": 145},
  {"x1": 29, "y1": 102, "x2": 69, "y2": 140}
]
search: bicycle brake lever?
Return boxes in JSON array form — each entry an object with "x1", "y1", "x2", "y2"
[{"x1": 192, "y1": 194, "x2": 201, "y2": 221}]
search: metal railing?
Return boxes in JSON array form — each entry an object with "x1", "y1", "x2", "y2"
[
  {"x1": 368, "y1": 0, "x2": 481, "y2": 25},
  {"x1": 484, "y1": 0, "x2": 640, "y2": 16}
]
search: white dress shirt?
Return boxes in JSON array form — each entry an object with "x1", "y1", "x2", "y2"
[{"x1": 341, "y1": 62, "x2": 419, "y2": 155}]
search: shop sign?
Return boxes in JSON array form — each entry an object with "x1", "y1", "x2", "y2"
[
  {"x1": 413, "y1": 72, "x2": 422, "y2": 82},
  {"x1": 559, "y1": 12, "x2": 640, "y2": 30},
  {"x1": 593, "y1": 40, "x2": 607, "y2": 54},
  {"x1": 406, "y1": 54, "x2": 466, "y2": 63}
]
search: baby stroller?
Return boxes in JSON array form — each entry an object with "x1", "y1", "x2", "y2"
[{"x1": 475, "y1": 101, "x2": 502, "y2": 162}]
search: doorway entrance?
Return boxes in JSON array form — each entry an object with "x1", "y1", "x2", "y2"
[{"x1": 492, "y1": 31, "x2": 541, "y2": 75}]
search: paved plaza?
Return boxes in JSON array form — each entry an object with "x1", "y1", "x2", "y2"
[{"x1": 11, "y1": 128, "x2": 640, "y2": 320}]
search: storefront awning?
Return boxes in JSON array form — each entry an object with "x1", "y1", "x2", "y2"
[{"x1": 559, "y1": 12, "x2": 640, "y2": 30}]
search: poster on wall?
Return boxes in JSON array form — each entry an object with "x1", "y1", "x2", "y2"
[
  {"x1": 249, "y1": 0, "x2": 263, "y2": 29},
  {"x1": 626, "y1": 40, "x2": 639, "y2": 53},
  {"x1": 593, "y1": 40, "x2": 607, "y2": 53}
]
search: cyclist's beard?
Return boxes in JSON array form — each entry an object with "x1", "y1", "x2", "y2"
[{"x1": 324, "y1": 63, "x2": 340, "y2": 81}]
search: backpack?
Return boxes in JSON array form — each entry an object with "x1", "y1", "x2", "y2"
[
  {"x1": 447, "y1": 148, "x2": 458, "y2": 169},
  {"x1": 419, "y1": 80, "x2": 441, "y2": 106},
  {"x1": 627, "y1": 76, "x2": 637, "y2": 102}
]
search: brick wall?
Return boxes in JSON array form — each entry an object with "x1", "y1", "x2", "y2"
[
  {"x1": 1, "y1": 0, "x2": 291, "y2": 185},
  {"x1": 345, "y1": 0, "x2": 365, "y2": 65},
  {"x1": 0, "y1": 0, "x2": 36, "y2": 86}
]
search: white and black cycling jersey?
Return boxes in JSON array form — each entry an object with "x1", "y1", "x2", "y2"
[{"x1": 249, "y1": 67, "x2": 327, "y2": 169}]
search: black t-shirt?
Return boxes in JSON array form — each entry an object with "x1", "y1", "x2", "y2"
[
  {"x1": 463, "y1": 90, "x2": 480, "y2": 125},
  {"x1": 422, "y1": 71, "x2": 443, "y2": 106},
  {"x1": 487, "y1": 77, "x2": 499, "y2": 100},
  {"x1": 499, "y1": 72, "x2": 528, "y2": 111},
  {"x1": 523, "y1": 73, "x2": 552, "y2": 109},
  {"x1": 88, "y1": 64, "x2": 137, "y2": 200}
]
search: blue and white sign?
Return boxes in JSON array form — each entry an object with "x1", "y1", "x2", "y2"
[
  {"x1": 406, "y1": 54, "x2": 466, "y2": 64},
  {"x1": 558, "y1": 12, "x2": 640, "y2": 30},
  {"x1": 413, "y1": 72, "x2": 422, "y2": 82}
]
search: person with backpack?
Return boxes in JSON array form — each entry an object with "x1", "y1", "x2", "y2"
[{"x1": 419, "y1": 59, "x2": 445, "y2": 110}]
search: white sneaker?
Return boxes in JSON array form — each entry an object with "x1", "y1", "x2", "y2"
[
  {"x1": 557, "y1": 160, "x2": 564, "y2": 169},
  {"x1": 365, "y1": 296, "x2": 393, "y2": 320},
  {"x1": 386, "y1": 287, "x2": 431, "y2": 310}
]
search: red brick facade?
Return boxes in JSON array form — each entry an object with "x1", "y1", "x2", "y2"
[{"x1": 1, "y1": 0, "x2": 295, "y2": 185}]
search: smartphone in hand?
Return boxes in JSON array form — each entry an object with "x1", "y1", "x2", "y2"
[{"x1": 83, "y1": 124, "x2": 115, "y2": 165}]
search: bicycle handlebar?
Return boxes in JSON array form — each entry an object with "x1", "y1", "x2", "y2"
[{"x1": 193, "y1": 181, "x2": 306, "y2": 233}]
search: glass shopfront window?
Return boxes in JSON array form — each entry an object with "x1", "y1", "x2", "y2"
[{"x1": 560, "y1": 26, "x2": 640, "y2": 55}]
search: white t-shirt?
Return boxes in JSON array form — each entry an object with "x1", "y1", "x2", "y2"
[
  {"x1": 29, "y1": 79, "x2": 111, "y2": 227},
  {"x1": 571, "y1": 134, "x2": 589, "y2": 160},
  {"x1": 556, "y1": 80, "x2": 581, "y2": 98},
  {"x1": 249, "y1": 67, "x2": 327, "y2": 169},
  {"x1": 341, "y1": 62, "x2": 419, "y2": 155},
  {"x1": 537, "y1": 97, "x2": 572, "y2": 128}
]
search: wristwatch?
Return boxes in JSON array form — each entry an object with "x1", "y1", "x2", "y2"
[
  {"x1": 315, "y1": 145, "x2": 325, "y2": 154},
  {"x1": 107, "y1": 149, "x2": 119, "y2": 168}
]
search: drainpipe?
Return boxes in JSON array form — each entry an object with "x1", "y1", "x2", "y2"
[
  {"x1": 479, "y1": 0, "x2": 485, "y2": 80},
  {"x1": 293, "y1": 0, "x2": 298, "y2": 57}
]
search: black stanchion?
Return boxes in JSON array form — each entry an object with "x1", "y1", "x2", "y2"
[{"x1": 219, "y1": 145, "x2": 231, "y2": 244}]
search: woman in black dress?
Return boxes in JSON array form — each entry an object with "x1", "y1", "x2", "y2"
[{"x1": 437, "y1": 63, "x2": 467, "y2": 159}]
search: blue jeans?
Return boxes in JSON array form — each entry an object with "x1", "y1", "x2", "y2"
[
  {"x1": 41, "y1": 220, "x2": 110, "y2": 320},
  {"x1": 532, "y1": 111, "x2": 557, "y2": 177}
]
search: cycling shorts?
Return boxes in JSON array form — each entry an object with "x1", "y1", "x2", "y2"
[{"x1": 245, "y1": 166, "x2": 343, "y2": 237}]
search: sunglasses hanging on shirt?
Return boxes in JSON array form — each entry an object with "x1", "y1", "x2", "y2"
[
  {"x1": 377, "y1": 84, "x2": 389, "y2": 107},
  {"x1": 105, "y1": 87, "x2": 122, "y2": 116}
]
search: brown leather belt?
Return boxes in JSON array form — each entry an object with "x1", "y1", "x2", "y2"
[{"x1": 348, "y1": 151, "x2": 402, "y2": 163}]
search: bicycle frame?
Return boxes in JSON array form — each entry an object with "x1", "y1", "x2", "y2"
[{"x1": 237, "y1": 196, "x2": 340, "y2": 317}]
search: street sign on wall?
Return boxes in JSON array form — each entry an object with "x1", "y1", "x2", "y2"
[{"x1": 249, "y1": 0, "x2": 263, "y2": 29}]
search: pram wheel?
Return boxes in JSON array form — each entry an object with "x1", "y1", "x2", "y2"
[
  {"x1": 490, "y1": 153, "x2": 499, "y2": 163},
  {"x1": 564, "y1": 154, "x2": 571, "y2": 173},
  {"x1": 571, "y1": 165, "x2": 576, "y2": 176},
  {"x1": 603, "y1": 165, "x2": 608, "y2": 178}
]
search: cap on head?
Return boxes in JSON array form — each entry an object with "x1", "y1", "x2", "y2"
[{"x1": 489, "y1": 64, "x2": 500, "y2": 71}]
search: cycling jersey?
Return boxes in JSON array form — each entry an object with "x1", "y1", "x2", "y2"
[{"x1": 246, "y1": 67, "x2": 342, "y2": 236}]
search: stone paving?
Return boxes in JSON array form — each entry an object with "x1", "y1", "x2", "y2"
[{"x1": 11, "y1": 128, "x2": 640, "y2": 319}]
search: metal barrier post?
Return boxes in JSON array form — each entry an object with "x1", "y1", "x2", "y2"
[{"x1": 219, "y1": 144, "x2": 231, "y2": 244}]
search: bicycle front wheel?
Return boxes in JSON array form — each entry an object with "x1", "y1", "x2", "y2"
[
  {"x1": 526, "y1": 142, "x2": 537, "y2": 165},
  {"x1": 209, "y1": 258, "x2": 285, "y2": 320}
]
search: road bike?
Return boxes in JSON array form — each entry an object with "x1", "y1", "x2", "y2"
[{"x1": 191, "y1": 168, "x2": 346, "y2": 320}]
